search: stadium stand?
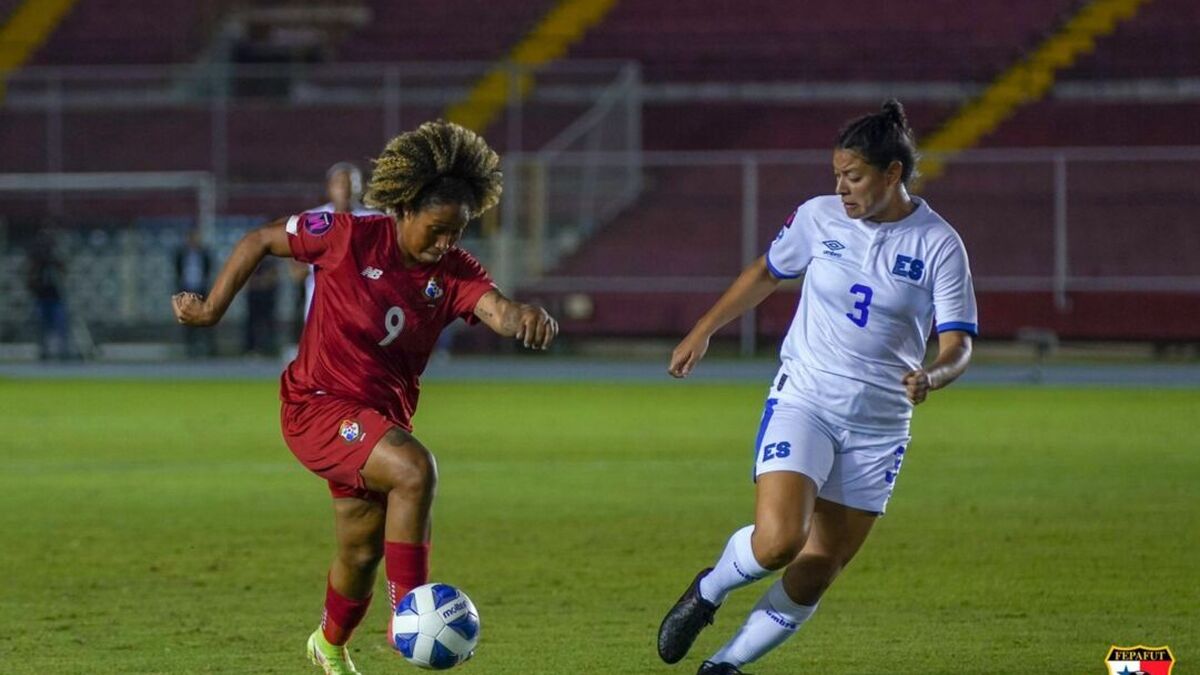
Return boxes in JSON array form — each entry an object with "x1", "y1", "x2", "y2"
[
  {"x1": 516, "y1": 0, "x2": 1198, "y2": 342},
  {"x1": 2, "y1": 0, "x2": 1196, "y2": 346},
  {"x1": 334, "y1": 0, "x2": 558, "y2": 63},
  {"x1": 568, "y1": 0, "x2": 1081, "y2": 81},
  {"x1": 31, "y1": 0, "x2": 210, "y2": 65},
  {"x1": 1065, "y1": 0, "x2": 1200, "y2": 78}
]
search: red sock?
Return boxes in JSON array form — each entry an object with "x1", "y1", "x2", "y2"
[
  {"x1": 321, "y1": 578, "x2": 372, "y2": 646},
  {"x1": 385, "y1": 541, "x2": 431, "y2": 611}
]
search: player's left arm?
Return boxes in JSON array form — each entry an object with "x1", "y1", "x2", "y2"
[
  {"x1": 473, "y1": 289, "x2": 558, "y2": 350},
  {"x1": 903, "y1": 329, "x2": 973, "y2": 405},
  {"x1": 906, "y1": 231, "x2": 978, "y2": 405},
  {"x1": 172, "y1": 218, "x2": 292, "y2": 327}
]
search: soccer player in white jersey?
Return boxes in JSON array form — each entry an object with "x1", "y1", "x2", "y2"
[{"x1": 657, "y1": 100, "x2": 977, "y2": 675}]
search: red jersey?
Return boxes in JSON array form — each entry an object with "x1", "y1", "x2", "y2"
[{"x1": 280, "y1": 211, "x2": 495, "y2": 426}]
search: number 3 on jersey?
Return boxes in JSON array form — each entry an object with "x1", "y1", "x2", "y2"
[
  {"x1": 846, "y1": 284, "x2": 873, "y2": 327},
  {"x1": 379, "y1": 306, "x2": 405, "y2": 346}
]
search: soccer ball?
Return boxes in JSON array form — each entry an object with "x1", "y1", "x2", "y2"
[{"x1": 391, "y1": 583, "x2": 480, "y2": 669}]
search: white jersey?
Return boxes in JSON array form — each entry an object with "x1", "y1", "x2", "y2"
[{"x1": 766, "y1": 195, "x2": 977, "y2": 433}]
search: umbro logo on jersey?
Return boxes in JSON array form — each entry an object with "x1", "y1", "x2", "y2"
[
  {"x1": 822, "y1": 240, "x2": 846, "y2": 258},
  {"x1": 361, "y1": 266, "x2": 383, "y2": 280}
]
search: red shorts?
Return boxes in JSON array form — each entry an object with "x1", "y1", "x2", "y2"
[{"x1": 280, "y1": 395, "x2": 408, "y2": 502}]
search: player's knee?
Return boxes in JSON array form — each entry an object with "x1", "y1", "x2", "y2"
[
  {"x1": 799, "y1": 552, "x2": 844, "y2": 587},
  {"x1": 382, "y1": 442, "x2": 437, "y2": 500},
  {"x1": 752, "y1": 524, "x2": 809, "y2": 570},
  {"x1": 338, "y1": 540, "x2": 383, "y2": 573},
  {"x1": 787, "y1": 553, "x2": 845, "y2": 602}
]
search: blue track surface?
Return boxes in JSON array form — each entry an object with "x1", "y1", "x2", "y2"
[{"x1": 2, "y1": 358, "x2": 1198, "y2": 387}]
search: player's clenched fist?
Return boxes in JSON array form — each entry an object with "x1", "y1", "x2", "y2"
[
  {"x1": 171, "y1": 292, "x2": 216, "y2": 326},
  {"x1": 902, "y1": 368, "x2": 937, "y2": 405},
  {"x1": 515, "y1": 305, "x2": 558, "y2": 350},
  {"x1": 668, "y1": 332, "x2": 710, "y2": 379}
]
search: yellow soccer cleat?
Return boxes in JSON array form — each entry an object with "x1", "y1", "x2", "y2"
[{"x1": 307, "y1": 629, "x2": 363, "y2": 675}]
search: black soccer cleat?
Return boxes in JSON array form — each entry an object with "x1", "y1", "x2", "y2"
[
  {"x1": 657, "y1": 567, "x2": 720, "y2": 664},
  {"x1": 697, "y1": 661, "x2": 749, "y2": 675}
]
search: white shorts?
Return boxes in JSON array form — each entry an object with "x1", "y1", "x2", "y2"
[{"x1": 752, "y1": 394, "x2": 911, "y2": 514}]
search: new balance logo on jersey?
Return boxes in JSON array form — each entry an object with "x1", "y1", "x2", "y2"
[
  {"x1": 361, "y1": 266, "x2": 383, "y2": 280},
  {"x1": 822, "y1": 240, "x2": 846, "y2": 258}
]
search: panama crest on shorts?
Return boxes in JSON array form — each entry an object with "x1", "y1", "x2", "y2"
[{"x1": 338, "y1": 418, "x2": 363, "y2": 443}]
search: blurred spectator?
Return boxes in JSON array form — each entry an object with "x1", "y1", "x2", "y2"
[
  {"x1": 301, "y1": 162, "x2": 383, "y2": 318},
  {"x1": 174, "y1": 228, "x2": 215, "y2": 357},
  {"x1": 244, "y1": 257, "x2": 280, "y2": 357},
  {"x1": 26, "y1": 230, "x2": 70, "y2": 360},
  {"x1": 283, "y1": 162, "x2": 381, "y2": 363},
  {"x1": 281, "y1": 162, "x2": 386, "y2": 365}
]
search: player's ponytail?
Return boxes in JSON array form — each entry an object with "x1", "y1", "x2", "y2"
[
  {"x1": 365, "y1": 120, "x2": 503, "y2": 218},
  {"x1": 836, "y1": 99, "x2": 920, "y2": 185}
]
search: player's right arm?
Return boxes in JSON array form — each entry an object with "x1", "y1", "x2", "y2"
[
  {"x1": 668, "y1": 255, "x2": 780, "y2": 378},
  {"x1": 171, "y1": 218, "x2": 292, "y2": 327},
  {"x1": 670, "y1": 201, "x2": 817, "y2": 378}
]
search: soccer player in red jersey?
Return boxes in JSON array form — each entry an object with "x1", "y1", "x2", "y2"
[{"x1": 172, "y1": 121, "x2": 557, "y2": 674}]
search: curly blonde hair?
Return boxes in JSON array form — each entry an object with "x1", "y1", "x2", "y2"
[{"x1": 364, "y1": 120, "x2": 503, "y2": 218}]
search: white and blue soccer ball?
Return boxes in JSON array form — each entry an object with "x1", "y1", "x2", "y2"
[{"x1": 391, "y1": 583, "x2": 480, "y2": 670}]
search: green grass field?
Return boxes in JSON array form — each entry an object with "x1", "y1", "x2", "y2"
[{"x1": 1, "y1": 378, "x2": 1196, "y2": 674}]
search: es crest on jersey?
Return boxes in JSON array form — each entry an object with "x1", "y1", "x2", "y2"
[
  {"x1": 304, "y1": 212, "x2": 333, "y2": 236},
  {"x1": 423, "y1": 277, "x2": 444, "y2": 303},
  {"x1": 892, "y1": 254, "x2": 925, "y2": 280}
]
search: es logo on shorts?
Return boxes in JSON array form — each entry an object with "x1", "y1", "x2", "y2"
[
  {"x1": 338, "y1": 418, "x2": 363, "y2": 443},
  {"x1": 762, "y1": 441, "x2": 791, "y2": 461},
  {"x1": 884, "y1": 445, "x2": 905, "y2": 484}
]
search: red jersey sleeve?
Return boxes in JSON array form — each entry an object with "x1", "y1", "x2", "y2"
[
  {"x1": 445, "y1": 248, "x2": 496, "y2": 324},
  {"x1": 286, "y1": 211, "x2": 357, "y2": 268}
]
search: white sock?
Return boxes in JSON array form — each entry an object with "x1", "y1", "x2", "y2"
[
  {"x1": 710, "y1": 579, "x2": 817, "y2": 667},
  {"x1": 698, "y1": 525, "x2": 770, "y2": 605}
]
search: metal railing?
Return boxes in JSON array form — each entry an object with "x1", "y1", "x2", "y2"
[
  {"x1": 509, "y1": 146, "x2": 1200, "y2": 353},
  {"x1": 1, "y1": 60, "x2": 641, "y2": 203}
]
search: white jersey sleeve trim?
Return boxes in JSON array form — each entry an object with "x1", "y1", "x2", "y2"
[
  {"x1": 285, "y1": 215, "x2": 300, "y2": 235},
  {"x1": 766, "y1": 250, "x2": 801, "y2": 279},
  {"x1": 930, "y1": 231, "x2": 978, "y2": 336},
  {"x1": 936, "y1": 321, "x2": 979, "y2": 336}
]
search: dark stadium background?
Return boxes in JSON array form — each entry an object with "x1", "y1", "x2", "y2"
[{"x1": 0, "y1": 2, "x2": 1195, "y2": 674}]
